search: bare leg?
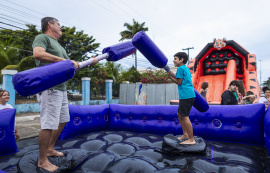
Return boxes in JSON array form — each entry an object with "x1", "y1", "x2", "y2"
[
  {"x1": 47, "y1": 123, "x2": 67, "y2": 157},
  {"x1": 38, "y1": 129, "x2": 58, "y2": 172},
  {"x1": 177, "y1": 113, "x2": 188, "y2": 140},
  {"x1": 180, "y1": 117, "x2": 196, "y2": 145}
]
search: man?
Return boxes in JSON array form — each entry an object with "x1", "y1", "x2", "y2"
[
  {"x1": 32, "y1": 17, "x2": 98, "y2": 172},
  {"x1": 221, "y1": 80, "x2": 239, "y2": 105}
]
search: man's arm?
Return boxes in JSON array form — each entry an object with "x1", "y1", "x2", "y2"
[
  {"x1": 33, "y1": 47, "x2": 79, "y2": 69},
  {"x1": 33, "y1": 47, "x2": 66, "y2": 62}
]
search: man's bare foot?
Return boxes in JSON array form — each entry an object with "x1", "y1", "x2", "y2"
[
  {"x1": 38, "y1": 160, "x2": 58, "y2": 172},
  {"x1": 177, "y1": 135, "x2": 188, "y2": 141},
  {"x1": 47, "y1": 150, "x2": 64, "y2": 157},
  {"x1": 180, "y1": 139, "x2": 196, "y2": 145}
]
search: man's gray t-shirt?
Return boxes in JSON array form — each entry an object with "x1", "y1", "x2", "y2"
[{"x1": 32, "y1": 34, "x2": 69, "y2": 91}]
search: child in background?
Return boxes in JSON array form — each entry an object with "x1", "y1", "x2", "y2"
[
  {"x1": 241, "y1": 91, "x2": 255, "y2": 105},
  {"x1": 259, "y1": 87, "x2": 270, "y2": 110},
  {"x1": 199, "y1": 82, "x2": 208, "y2": 101},
  {"x1": 237, "y1": 80, "x2": 246, "y2": 103},
  {"x1": 0, "y1": 89, "x2": 20, "y2": 140},
  {"x1": 168, "y1": 52, "x2": 196, "y2": 145}
]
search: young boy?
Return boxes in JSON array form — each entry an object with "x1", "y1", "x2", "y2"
[{"x1": 168, "y1": 52, "x2": 196, "y2": 145}]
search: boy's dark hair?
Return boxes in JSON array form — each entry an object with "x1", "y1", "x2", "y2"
[
  {"x1": 201, "y1": 82, "x2": 208, "y2": 90},
  {"x1": 0, "y1": 89, "x2": 9, "y2": 97},
  {"x1": 229, "y1": 80, "x2": 239, "y2": 87},
  {"x1": 174, "y1": 52, "x2": 188, "y2": 64},
  {"x1": 262, "y1": 87, "x2": 270, "y2": 93},
  {"x1": 246, "y1": 91, "x2": 254, "y2": 96},
  {"x1": 41, "y1": 17, "x2": 58, "y2": 33}
]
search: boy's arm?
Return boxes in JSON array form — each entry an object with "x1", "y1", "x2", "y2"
[
  {"x1": 169, "y1": 75, "x2": 183, "y2": 86},
  {"x1": 167, "y1": 68, "x2": 183, "y2": 85}
]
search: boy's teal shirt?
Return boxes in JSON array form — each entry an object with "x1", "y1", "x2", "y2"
[{"x1": 176, "y1": 65, "x2": 195, "y2": 99}]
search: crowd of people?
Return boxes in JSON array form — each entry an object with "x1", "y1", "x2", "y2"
[{"x1": 198, "y1": 79, "x2": 269, "y2": 108}]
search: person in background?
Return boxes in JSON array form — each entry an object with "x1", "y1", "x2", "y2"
[
  {"x1": 237, "y1": 80, "x2": 246, "y2": 103},
  {"x1": 259, "y1": 87, "x2": 270, "y2": 110},
  {"x1": 199, "y1": 82, "x2": 208, "y2": 101},
  {"x1": 221, "y1": 80, "x2": 239, "y2": 105},
  {"x1": 241, "y1": 91, "x2": 255, "y2": 105},
  {"x1": 0, "y1": 89, "x2": 20, "y2": 140}
]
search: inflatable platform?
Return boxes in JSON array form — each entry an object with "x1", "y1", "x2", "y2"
[
  {"x1": 1, "y1": 104, "x2": 270, "y2": 172},
  {"x1": 188, "y1": 38, "x2": 260, "y2": 104}
]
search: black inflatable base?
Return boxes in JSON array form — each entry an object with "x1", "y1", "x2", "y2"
[
  {"x1": 1, "y1": 131, "x2": 269, "y2": 173},
  {"x1": 162, "y1": 134, "x2": 206, "y2": 155},
  {"x1": 18, "y1": 149, "x2": 89, "y2": 173}
]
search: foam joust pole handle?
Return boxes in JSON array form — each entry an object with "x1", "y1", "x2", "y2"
[
  {"x1": 132, "y1": 31, "x2": 209, "y2": 112},
  {"x1": 77, "y1": 41, "x2": 136, "y2": 70},
  {"x1": 77, "y1": 53, "x2": 109, "y2": 70},
  {"x1": 12, "y1": 41, "x2": 136, "y2": 97}
]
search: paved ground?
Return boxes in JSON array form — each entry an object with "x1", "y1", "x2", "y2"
[{"x1": 16, "y1": 112, "x2": 41, "y2": 140}]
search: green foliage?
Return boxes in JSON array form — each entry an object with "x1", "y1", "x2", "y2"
[
  {"x1": 104, "y1": 62, "x2": 122, "y2": 82},
  {"x1": 119, "y1": 19, "x2": 148, "y2": 41},
  {"x1": 59, "y1": 27, "x2": 100, "y2": 62},
  {"x1": 0, "y1": 38, "x2": 20, "y2": 69},
  {"x1": 0, "y1": 25, "x2": 40, "y2": 58},
  {"x1": 0, "y1": 25, "x2": 100, "y2": 77},
  {"x1": 140, "y1": 69, "x2": 172, "y2": 84},
  {"x1": 18, "y1": 56, "x2": 36, "y2": 71},
  {"x1": 3, "y1": 65, "x2": 20, "y2": 71},
  {"x1": 88, "y1": 63, "x2": 107, "y2": 97},
  {"x1": 263, "y1": 77, "x2": 270, "y2": 87},
  {"x1": 120, "y1": 66, "x2": 140, "y2": 83}
]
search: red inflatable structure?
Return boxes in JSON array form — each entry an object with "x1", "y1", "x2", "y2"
[{"x1": 188, "y1": 38, "x2": 260, "y2": 104}]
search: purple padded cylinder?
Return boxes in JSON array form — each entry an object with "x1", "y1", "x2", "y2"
[
  {"x1": 102, "y1": 41, "x2": 136, "y2": 61},
  {"x1": 132, "y1": 31, "x2": 168, "y2": 68},
  {"x1": 0, "y1": 109, "x2": 18, "y2": 156},
  {"x1": 193, "y1": 89, "x2": 209, "y2": 112},
  {"x1": 264, "y1": 106, "x2": 270, "y2": 154},
  {"x1": 12, "y1": 60, "x2": 75, "y2": 97}
]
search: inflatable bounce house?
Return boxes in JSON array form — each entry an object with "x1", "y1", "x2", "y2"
[{"x1": 188, "y1": 38, "x2": 260, "y2": 103}]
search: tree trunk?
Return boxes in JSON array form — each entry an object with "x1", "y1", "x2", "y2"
[{"x1": 135, "y1": 51, "x2": 137, "y2": 70}]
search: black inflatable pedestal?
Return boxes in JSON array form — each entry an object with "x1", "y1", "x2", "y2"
[{"x1": 162, "y1": 134, "x2": 206, "y2": 155}]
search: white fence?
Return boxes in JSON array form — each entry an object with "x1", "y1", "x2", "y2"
[{"x1": 119, "y1": 82, "x2": 178, "y2": 105}]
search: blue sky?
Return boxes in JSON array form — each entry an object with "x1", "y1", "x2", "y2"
[{"x1": 1, "y1": 0, "x2": 270, "y2": 84}]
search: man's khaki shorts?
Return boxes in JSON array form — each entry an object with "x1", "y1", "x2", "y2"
[{"x1": 37, "y1": 89, "x2": 70, "y2": 130}]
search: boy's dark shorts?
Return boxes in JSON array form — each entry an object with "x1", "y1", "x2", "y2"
[{"x1": 178, "y1": 97, "x2": 195, "y2": 117}]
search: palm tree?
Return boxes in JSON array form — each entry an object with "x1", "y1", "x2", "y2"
[
  {"x1": 119, "y1": 19, "x2": 148, "y2": 69},
  {"x1": 263, "y1": 77, "x2": 270, "y2": 87},
  {"x1": 104, "y1": 61, "x2": 122, "y2": 82},
  {"x1": 0, "y1": 38, "x2": 20, "y2": 70}
]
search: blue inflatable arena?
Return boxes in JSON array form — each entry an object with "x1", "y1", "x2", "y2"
[{"x1": 0, "y1": 104, "x2": 270, "y2": 172}]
